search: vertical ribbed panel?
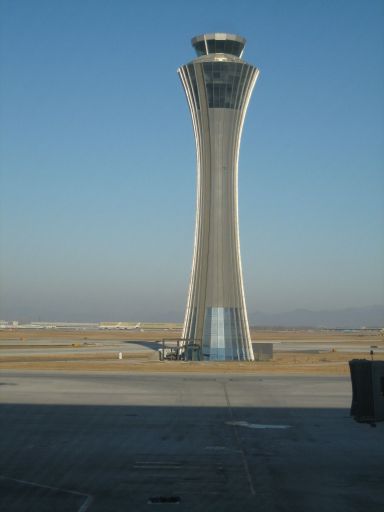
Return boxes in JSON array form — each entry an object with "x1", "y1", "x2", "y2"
[{"x1": 178, "y1": 56, "x2": 259, "y2": 361}]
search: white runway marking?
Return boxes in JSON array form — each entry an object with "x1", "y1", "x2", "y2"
[
  {"x1": 226, "y1": 421, "x2": 291, "y2": 429},
  {"x1": 0, "y1": 475, "x2": 93, "y2": 511},
  {"x1": 77, "y1": 495, "x2": 93, "y2": 512},
  {"x1": 204, "y1": 445, "x2": 242, "y2": 452},
  {"x1": 223, "y1": 382, "x2": 256, "y2": 495}
]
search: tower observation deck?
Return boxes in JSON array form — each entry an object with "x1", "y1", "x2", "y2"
[{"x1": 178, "y1": 33, "x2": 259, "y2": 360}]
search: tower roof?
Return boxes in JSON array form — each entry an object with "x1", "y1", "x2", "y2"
[{"x1": 191, "y1": 33, "x2": 246, "y2": 58}]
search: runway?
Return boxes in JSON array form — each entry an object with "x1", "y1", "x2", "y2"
[{"x1": 1, "y1": 371, "x2": 383, "y2": 511}]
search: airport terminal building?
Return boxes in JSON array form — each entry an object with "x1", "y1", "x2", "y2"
[{"x1": 178, "y1": 33, "x2": 259, "y2": 360}]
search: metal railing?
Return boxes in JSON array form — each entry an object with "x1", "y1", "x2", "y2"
[{"x1": 157, "y1": 338, "x2": 202, "y2": 361}]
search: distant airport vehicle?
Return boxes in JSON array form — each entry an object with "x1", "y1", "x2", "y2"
[
  {"x1": 158, "y1": 339, "x2": 183, "y2": 361},
  {"x1": 158, "y1": 339, "x2": 202, "y2": 361},
  {"x1": 158, "y1": 347, "x2": 182, "y2": 361},
  {"x1": 99, "y1": 322, "x2": 141, "y2": 330}
]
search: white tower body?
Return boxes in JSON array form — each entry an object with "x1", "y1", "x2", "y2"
[{"x1": 178, "y1": 33, "x2": 259, "y2": 360}]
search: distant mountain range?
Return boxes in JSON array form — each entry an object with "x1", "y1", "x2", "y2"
[
  {"x1": 248, "y1": 305, "x2": 384, "y2": 329},
  {"x1": 152, "y1": 305, "x2": 384, "y2": 329}
]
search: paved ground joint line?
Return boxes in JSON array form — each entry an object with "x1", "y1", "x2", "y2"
[
  {"x1": 0, "y1": 475, "x2": 93, "y2": 511},
  {"x1": 222, "y1": 381, "x2": 256, "y2": 495}
]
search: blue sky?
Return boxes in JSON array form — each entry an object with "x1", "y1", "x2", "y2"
[{"x1": 0, "y1": 0, "x2": 383, "y2": 321}]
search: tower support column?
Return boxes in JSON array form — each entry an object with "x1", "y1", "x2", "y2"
[{"x1": 178, "y1": 33, "x2": 259, "y2": 361}]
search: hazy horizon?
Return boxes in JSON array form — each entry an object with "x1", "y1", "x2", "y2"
[
  {"x1": 1, "y1": 0, "x2": 383, "y2": 322},
  {"x1": 1, "y1": 305, "x2": 383, "y2": 330}
]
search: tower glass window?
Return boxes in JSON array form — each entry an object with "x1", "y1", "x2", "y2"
[{"x1": 192, "y1": 34, "x2": 245, "y2": 57}]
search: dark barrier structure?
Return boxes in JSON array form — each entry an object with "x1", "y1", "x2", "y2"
[
  {"x1": 349, "y1": 359, "x2": 384, "y2": 423},
  {"x1": 252, "y1": 342, "x2": 273, "y2": 361},
  {"x1": 185, "y1": 343, "x2": 202, "y2": 361}
]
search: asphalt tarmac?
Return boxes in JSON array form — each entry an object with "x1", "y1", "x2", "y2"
[{"x1": 0, "y1": 371, "x2": 383, "y2": 511}]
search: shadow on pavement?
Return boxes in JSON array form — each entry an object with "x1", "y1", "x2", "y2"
[
  {"x1": 1, "y1": 402, "x2": 383, "y2": 511},
  {"x1": 121, "y1": 340, "x2": 160, "y2": 351}
]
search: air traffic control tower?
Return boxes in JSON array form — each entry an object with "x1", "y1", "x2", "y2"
[{"x1": 178, "y1": 33, "x2": 259, "y2": 360}]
